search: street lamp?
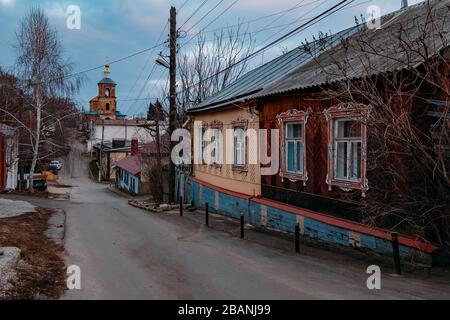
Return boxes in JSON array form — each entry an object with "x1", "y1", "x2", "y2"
[{"x1": 155, "y1": 55, "x2": 170, "y2": 69}]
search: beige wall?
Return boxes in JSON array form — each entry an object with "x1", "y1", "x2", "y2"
[
  {"x1": 101, "y1": 151, "x2": 130, "y2": 181},
  {"x1": 192, "y1": 106, "x2": 261, "y2": 196}
]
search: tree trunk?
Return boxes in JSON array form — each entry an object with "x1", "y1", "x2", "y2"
[{"x1": 29, "y1": 88, "x2": 42, "y2": 192}]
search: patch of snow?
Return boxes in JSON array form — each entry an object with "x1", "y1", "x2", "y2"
[
  {"x1": 0, "y1": 198, "x2": 36, "y2": 218},
  {"x1": 0, "y1": 247, "x2": 21, "y2": 296}
]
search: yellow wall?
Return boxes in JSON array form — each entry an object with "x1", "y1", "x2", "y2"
[{"x1": 192, "y1": 106, "x2": 261, "y2": 196}]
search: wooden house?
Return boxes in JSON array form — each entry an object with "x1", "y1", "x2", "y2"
[{"x1": 187, "y1": 0, "x2": 450, "y2": 263}]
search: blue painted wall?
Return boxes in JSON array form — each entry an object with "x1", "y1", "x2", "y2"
[
  {"x1": 116, "y1": 168, "x2": 139, "y2": 195},
  {"x1": 188, "y1": 179, "x2": 430, "y2": 263}
]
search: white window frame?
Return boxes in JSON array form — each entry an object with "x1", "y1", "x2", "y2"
[
  {"x1": 276, "y1": 109, "x2": 309, "y2": 185},
  {"x1": 333, "y1": 119, "x2": 362, "y2": 183},
  {"x1": 284, "y1": 122, "x2": 304, "y2": 175},
  {"x1": 211, "y1": 128, "x2": 221, "y2": 165},
  {"x1": 233, "y1": 127, "x2": 247, "y2": 169},
  {"x1": 324, "y1": 103, "x2": 369, "y2": 196}
]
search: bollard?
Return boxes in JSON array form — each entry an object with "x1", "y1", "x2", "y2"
[
  {"x1": 295, "y1": 223, "x2": 300, "y2": 253},
  {"x1": 240, "y1": 213, "x2": 245, "y2": 239},
  {"x1": 179, "y1": 196, "x2": 183, "y2": 217},
  {"x1": 205, "y1": 203, "x2": 209, "y2": 226},
  {"x1": 391, "y1": 232, "x2": 401, "y2": 275}
]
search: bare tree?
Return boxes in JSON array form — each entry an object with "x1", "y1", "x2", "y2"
[
  {"x1": 308, "y1": 1, "x2": 450, "y2": 245},
  {"x1": 14, "y1": 7, "x2": 82, "y2": 190},
  {"x1": 141, "y1": 99, "x2": 168, "y2": 204},
  {"x1": 177, "y1": 23, "x2": 255, "y2": 119}
]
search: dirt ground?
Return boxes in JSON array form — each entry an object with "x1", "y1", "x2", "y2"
[{"x1": 0, "y1": 208, "x2": 66, "y2": 299}]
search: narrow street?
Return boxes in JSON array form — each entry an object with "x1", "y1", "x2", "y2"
[{"x1": 4, "y1": 140, "x2": 448, "y2": 300}]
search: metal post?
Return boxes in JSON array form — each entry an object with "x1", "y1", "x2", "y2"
[
  {"x1": 295, "y1": 223, "x2": 300, "y2": 253},
  {"x1": 205, "y1": 202, "x2": 209, "y2": 226},
  {"x1": 240, "y1": 213, "x2": 245, "y2": 239},
  {"x1": 391, "y1": 232, "x2": 401, "y2": 275},
  {"x1": 179, "y1": 196, "x2": 183, "y2": 217}
]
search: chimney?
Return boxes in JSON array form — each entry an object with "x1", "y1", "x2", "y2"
[
  {"x1": 131, "y1": 138, "x2": 139, "y2": 156},
  {"x1": 401, "y1": 0, "x2": 408, "y2": 9}
]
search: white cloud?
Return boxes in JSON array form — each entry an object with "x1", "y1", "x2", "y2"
[
  {"x1": 45, "y1": 3, "x2": 66, "y2": 19},
  {"x1": 0, "y1": 0, "x2": 14, "y2": 7}
]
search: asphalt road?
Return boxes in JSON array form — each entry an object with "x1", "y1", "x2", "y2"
[{"x1": 8, "y1": 139, "x2": 450, "y2": 300}]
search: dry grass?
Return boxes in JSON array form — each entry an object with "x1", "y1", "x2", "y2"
[{"x1": 0, "y1": 208, "x2": 66, "y2": 299}]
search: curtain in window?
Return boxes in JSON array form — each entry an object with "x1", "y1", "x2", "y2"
[{"x1": 234, "y1": 128, "x2": 245, "y2": 166}]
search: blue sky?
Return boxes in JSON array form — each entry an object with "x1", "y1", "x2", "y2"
[{"x1": 0, "y1": 0, "x2": 424, "y2": 116}]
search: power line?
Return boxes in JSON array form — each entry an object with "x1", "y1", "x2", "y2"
[
  {"x1": 179, "y1": 0, "x2": 191, "y2": 11},
  {"x1": 182, "y1": 0, "x2": 355, "y2": 92},
  {"x1": 191, "y1": 0, "x2": 325, "y2": 35},
  {"x1": 122, "y1": 21, "x2": 170, "y2": 116},
  {"x1": 183, "y1": 0, "x2": 227, "y2": 34},
  {"x1": 180, "y1": 0, "x2": 241, "y2": 48},
  {"x1": 185, "y1": 0, "x2": 372, "y2": 43},
  {"x1": 64, "y1": 42, "x2": 166, "y2": 82},
  {"x1": 178, "y1": 0, "x2": 209, "y2": 31}
]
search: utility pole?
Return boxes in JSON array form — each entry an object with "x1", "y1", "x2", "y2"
[{"x1": 168, "y1": 6, "x2": 177, "y2": 204}]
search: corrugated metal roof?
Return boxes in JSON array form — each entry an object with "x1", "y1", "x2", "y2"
[
  {"x1": 188, "y1": 24, "x2": 361, "y2": 113},
  {"x1": 115, "y1": 155, "x2": 141, "y2": 176},
  {"x1": 253, "y1": 0, "x2": 450, "y2": 98}
]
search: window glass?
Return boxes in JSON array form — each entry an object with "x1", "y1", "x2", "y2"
[
  {"x1": 337, "y1": 120, "x2": 361, "y2": 138},
  {"x1": 284, "y1": 122, "x2": 303, "y2": 174},
  {"x1": 336, "y1": 141, "x2": 348, "y2": 179},
  {"x1": 234, "y1": 128, "x2": 245, "y2": 166},
  {"x1": 286, "y1": 123, "x2": 302, "y2": 139},
  {"x1": 296, "y1": 140, "x2": 303, "y2": 174},
  {"x1": 287, "y1": 141, "x2": 295, "y2": 172},
  {"x1": 334, "y1": 119, "x2": 362, "y2": 182},
  {"x1": 350, "y1": 142, "x2": 362, "y2": 180}
]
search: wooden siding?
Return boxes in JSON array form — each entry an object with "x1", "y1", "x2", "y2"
[{"x1": 259, "y1": 92, "x2": 362, "y2": 220}]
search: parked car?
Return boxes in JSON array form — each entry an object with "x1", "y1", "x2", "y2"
[{"x1": 48, "y1": 160, "x2": 63, "y2": 171}]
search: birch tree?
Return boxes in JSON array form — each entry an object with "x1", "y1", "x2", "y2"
[{"x1": 15, "y1": 8, "x2": 81, "y2": 190}]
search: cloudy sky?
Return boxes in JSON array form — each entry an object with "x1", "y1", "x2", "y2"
[{"x1": 0, "y1": 0, "x2": 424, "y2": 116}]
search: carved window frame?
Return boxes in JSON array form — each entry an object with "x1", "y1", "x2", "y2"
[
  {"x1": 324, "y1": 103, "x2": 369, "y2": 197},
  {"x1": 277, "y1": 109, "x2": 310, "y2": 186},
  {"x1": 195, "y1": 121, "x2": 208, "y2": 166},
  {"x1": 209, "y1": 120, "x2": 223, "y2": 167}
]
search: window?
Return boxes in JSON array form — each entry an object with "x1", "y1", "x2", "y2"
[
  {"x1": 277, "y1": 109, "x2": 309, "y2": 185},
  {"x1": 324, "y1": 103, "x2": 368, "y2": 196},
  {"x1": 285, "y1": 123, "x2": 303, "y2": 174},
  {"x1": 334, "y1": 120, "x2": 361, "y2": 182},
  {"x1": 234, "y1": 127, "x2": 246, "y2": 167},
  {"x1": 199, "y1": 127, "x2": 206, "y2": 164},
  {"x1": 211, "y1": 128, "x2": 221, "y2": 165},
  {"x1": 106, "y1": 103, "x2": 110, "y2": 111},
  {"x1": 105, "y1": 88, "x2": 110, "y2": 97}
]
